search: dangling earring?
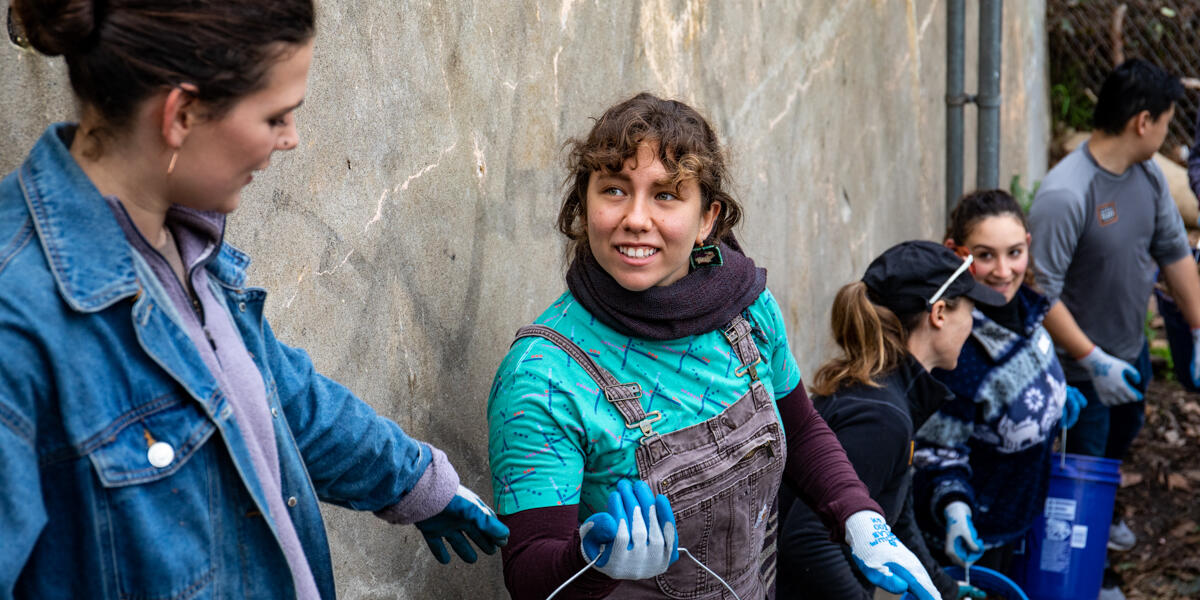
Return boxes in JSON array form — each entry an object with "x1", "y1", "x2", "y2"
[
  {"x1": 166, "y1": 151, "x2": 179, "y2": 176},
  {"x1": 689, "y1": 244, "x2": 723, "y2": 269}
]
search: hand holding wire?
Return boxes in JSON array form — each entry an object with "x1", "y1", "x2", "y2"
[
  {"x1": 579, "y1": 479, "x2": 677, "y2": 580},
  {"x1": 943, "y1": 501, "x2": 984, "y2": 568},
  {"x1": 1059, "y1": 385, "x2": 1087, "y2": 430}
]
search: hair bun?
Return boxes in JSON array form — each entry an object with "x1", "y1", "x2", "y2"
[{"x1": 12, "y1": 0, "x2": 97, "y2": 57}]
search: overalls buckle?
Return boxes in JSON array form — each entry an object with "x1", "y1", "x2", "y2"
[
  {"x1": 734, "y1": 358, "x2": 761, "y2": 381},
  {"x1": 627, "y1": 410, "x2": 664, "y2": 441}
]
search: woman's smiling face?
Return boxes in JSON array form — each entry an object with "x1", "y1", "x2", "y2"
[
  {"x1": 962, "y1": 214, "x2": 1030, "y2": 303},
  {"x1": 585, "y1": 142, "x2": 720, "y2": 292}
]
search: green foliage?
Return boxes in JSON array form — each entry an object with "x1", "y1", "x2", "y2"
[
  {"x1": 1050, "y1": 80, "x2": 1094, "y2": 133},
  {"x1": 1146, "y1": 309, "x2": 1155, "y2": 345},
  {"x1": 1147, "y1": 309, "x2": 1176, "y2": 381},
  {"x1": 1010, "y1": 174, "x2": 1041, "y2": 213}
]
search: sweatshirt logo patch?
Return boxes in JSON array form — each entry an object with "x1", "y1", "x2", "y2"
[{"x1": 1098, "y1": 203, "x2": 1118, "y2": 226}]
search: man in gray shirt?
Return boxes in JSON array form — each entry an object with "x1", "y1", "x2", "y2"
[{"x1": 1029, "y1": 59, "x2": 1200, "y2": 598}]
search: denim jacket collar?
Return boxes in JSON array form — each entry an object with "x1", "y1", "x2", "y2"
[{"x1": 17, "y1": 123, "x2": 251, "y2": 313}]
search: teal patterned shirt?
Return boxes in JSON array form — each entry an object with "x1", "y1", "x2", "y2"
[{"x1": 487, "y1": 288, "x2": 801, "y2": 517}]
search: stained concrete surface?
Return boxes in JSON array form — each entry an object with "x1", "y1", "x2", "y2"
[{"x1": 0, "y1": 1, "x2": 1046, "y2": 598}]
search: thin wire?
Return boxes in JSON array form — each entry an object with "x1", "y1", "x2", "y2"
[
  {"x1": 681, "y1": 548, "x2": 742, "y2": 600},
  {"x1": 543, "y1": 548, "x2": 742, "y2": 600},
  {"x1": 545, "y1": 554, "x2": 601, "y2": 600}
]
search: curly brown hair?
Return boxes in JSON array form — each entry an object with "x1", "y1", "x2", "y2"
[{"x1": 557, "y1": 93, "x2": 742, "y2": 261}]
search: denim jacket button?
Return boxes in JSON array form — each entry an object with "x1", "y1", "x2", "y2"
[
  {"x1": 147, "y1": 441, "x2": 175, "y2": 468},
  {"x1": 238, "y1": 302, "x2": 247, "y2": 312},
  {"x1": 287, "y1": 496, "x2": 297, "y2": 507},
  {"x1": 271, "y1": 407, "x2": 279, "y2": 418}
]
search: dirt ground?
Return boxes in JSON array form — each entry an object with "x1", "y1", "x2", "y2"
[{"x1": 1112, "y1": 336, "x2": 1200, "y2": 598}]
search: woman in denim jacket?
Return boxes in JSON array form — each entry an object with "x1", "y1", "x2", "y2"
[
  {"x1": 0, "y1": 2, "x2": 506, "y2": 598},
  {"x1": 912, "y1": 190, "x2": 1086, "y2": 575}
]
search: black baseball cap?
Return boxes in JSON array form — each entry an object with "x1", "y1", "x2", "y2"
[{"x1": 861, "y1": 240, "x2": 1005, "y2": 315}]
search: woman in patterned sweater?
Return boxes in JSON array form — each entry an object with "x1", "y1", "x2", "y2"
[{"x1": 913, "y1": 190, "x2": 1087, "y2": 574}]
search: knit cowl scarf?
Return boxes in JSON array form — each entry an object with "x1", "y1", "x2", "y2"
[{"x1": 565, "y1": 239, "x2": 767, "y2": 341}]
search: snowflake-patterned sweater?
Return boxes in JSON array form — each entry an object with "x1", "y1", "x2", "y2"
[{"x1": 912, "y1": 285, "x2": 1067, "y2": 547}]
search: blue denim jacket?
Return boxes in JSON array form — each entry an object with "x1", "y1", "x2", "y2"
[{"x1": 0, "y1": 125, "x2": 440, "y2": 599}]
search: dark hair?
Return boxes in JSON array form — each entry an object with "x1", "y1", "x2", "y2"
[
  {"x1": 558, "y1": 92, "x2": 742, "y2": 261},
  {"x1": 1092, "y1": 58, "x2": 1184, "y2": 135},
  {"x1": 13, "y1": 0, "x2": 315, "y2": 141},
  {"x1": 810, "y1": 281, "x2": 959, "y2": 396},
  {"x1": 946, "y1": 188, "x2": 1039, "y2": 291},
  {"x1": 946, "y1": 189, "x2": 1027, "y2": 246}
]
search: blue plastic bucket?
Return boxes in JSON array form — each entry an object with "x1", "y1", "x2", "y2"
[
  {"x1": 899, "y1": 565, "x2": 1029, "y2": 600},
  {"x1": 1010, "y1": 453, "x2": 1121, "y2": 600}
]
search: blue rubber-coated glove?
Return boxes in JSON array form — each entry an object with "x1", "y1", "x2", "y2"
[
  {"x1": 943, "y1": 501, "x2": 984, "y2": 567},
  {"x1": 579, "y1": 479, "x2": 678, "y2": 580},
  {"x1": 414, "y1": 485, "x2": 510, "y2": 564},
  {"x1": 1059, "y1": 386, "x2": 1087, "y2": 430},
  {"x1": 1079, "y1": 346, "x2": 1142, "y2": 406},
  {"x1": 844, "y1": 510, "x2": 939, "y2": 600},
  {"x1": 1190, "y1": 328, "x2": 1200, "y2": 388}
]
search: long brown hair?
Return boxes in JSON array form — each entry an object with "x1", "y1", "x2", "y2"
[
  {"x1": 557, "y1": 93, "x2": 742, "y2": 262},
  {"x1": 810, "y1": 281, "x2": 958, "y2": 396}
]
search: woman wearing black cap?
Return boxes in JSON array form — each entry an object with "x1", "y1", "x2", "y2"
[{"x1": 776, "y1": 240, "x2": 1005, "y2": 600}]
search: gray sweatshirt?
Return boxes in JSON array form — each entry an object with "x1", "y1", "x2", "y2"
[{"x1": 1028, "y1": 141, "x2": 1191, "y2": 380}]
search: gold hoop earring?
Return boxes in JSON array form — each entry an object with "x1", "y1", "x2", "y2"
[{"x1": 166, "y1": 151, "x2": 179, "y2": 176}]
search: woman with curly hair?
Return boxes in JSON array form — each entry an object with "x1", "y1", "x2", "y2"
[{"x1": 487, "y1": 93, "x2": 941, "y2": 600}]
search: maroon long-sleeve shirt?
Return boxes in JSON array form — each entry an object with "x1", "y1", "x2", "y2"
[{"x1": 499, "y1": 383, "x2": 880, "y2": 600}]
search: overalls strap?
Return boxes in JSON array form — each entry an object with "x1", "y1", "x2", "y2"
[
  {"x1": 512, "y1": 325, "x2": 658, "y2": 436},
  {"x1": 722, "y1": 315, "x2": 763, "y2": 382}
]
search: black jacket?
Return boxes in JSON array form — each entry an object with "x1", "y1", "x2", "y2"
[{"x1": 776, "y1": 356, "x2": 959, "y2": 600}]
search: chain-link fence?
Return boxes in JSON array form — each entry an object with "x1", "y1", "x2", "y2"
[{"x1": 1048, "y1": 0, "x2": 1200, "y2": 156}]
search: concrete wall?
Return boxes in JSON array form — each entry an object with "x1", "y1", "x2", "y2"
[{"x1": 0, "y1": 1, "x2": 1046, "y2": 598}]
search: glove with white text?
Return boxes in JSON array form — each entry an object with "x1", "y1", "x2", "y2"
[{"x1": 845, "y1": 510, "x2": 940, "y2": 600}]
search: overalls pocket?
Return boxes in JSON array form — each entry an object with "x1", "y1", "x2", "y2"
[{"x1": 654, "y1": 425, "x2": 783, "y2": 598}]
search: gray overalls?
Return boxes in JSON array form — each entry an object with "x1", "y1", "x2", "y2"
[{"x1": 515, "y1": 315, "x2": 787, "y2": 599}]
